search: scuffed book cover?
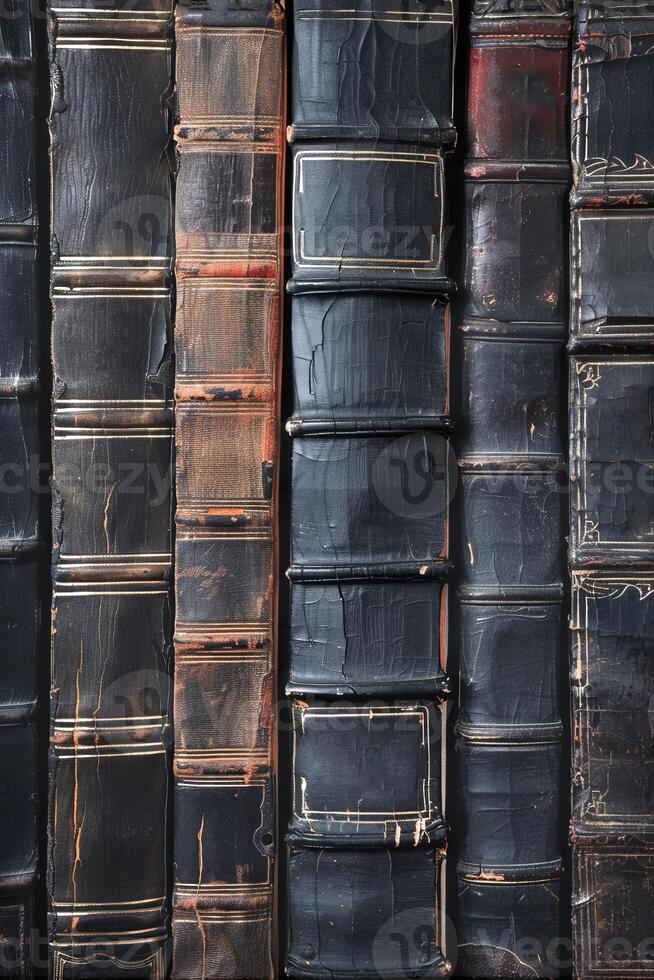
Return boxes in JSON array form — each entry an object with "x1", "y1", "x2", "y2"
[
  {"x1": 570, "y1": 357, "x2": 654, "y2": 566},
  {"x1": 290, "y1": 0, "x2": 455, "y2": 144},
  {"x1": 570, "y1": 209, "x2": 654, "y2": 348},
  {"x1": 572, "y1": 0, "x2": 654, "y2": 206}
]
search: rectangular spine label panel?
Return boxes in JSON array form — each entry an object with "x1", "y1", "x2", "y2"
[
  {"x1": 571, "y1": 357, "x2": 654, "y2": 564},
  {"x1": 571, "y1": 211, "x2": 654, "y2": 344},
  {"x1": 573, "y1": 848, "x2": 654, "y2": 977},
  {"x1": 289, "y1": 702, "x2": 444, "y2": 848},
  {"x1": 571, "y1": 573, "x2": 654, "y2": 838},
  {"x1": 572, "y1": 5, "x2": 654, "y2": 205},
  {"x1": 291, "y1": 144, "x2": 449, "y2": 291}
]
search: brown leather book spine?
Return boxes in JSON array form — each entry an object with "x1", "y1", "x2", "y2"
[{"x1": 171, "y1": 1, "x2": 285, "y2": 977}]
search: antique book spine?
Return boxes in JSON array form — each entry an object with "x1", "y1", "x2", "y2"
[
  {"x1": 570, "y1": 1, "x2": 654, "y2": 975},
  {"x1": 0, "y1": 2, "x2": 44, "y2": 974},
  {"x1": 171, "y1": 0, "x2": 284, "y2": 977},
  {"x1": 47, "y1": 0, "x2": 174, "y2": 974},
  {"x1": 286, "y1": 1, "x2": 456, "y2": 976},
  {"x1": 455, "y1": 1, "x2": 571, "y2": 975}
]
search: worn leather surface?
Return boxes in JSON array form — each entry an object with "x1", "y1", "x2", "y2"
[
  {"x1": 289, "y1": 579, "x2": 450, "y2": 697},
  {"x1": 289, "y1": 701, "x2": 445, "y2": 848},
  {"x1": 457, "y1": 878, "x2": 565, "y2": 978},
  {"x1": 468, "y1": 22, "x2": 569, "y2": 162},
  {"x1": 570, "y1": 209, "x2": 654, "y2": 346},
  {"x1": 457, "y1": 740, "x2": 563, "y2": 874},
  {"x1": 291, "y1": 433, "x2": 450, "y2": 568},
  {"x1": 287, "y1": 0, "x2": 454, "y2": 970},
  {"x1": 459, "y1": 467, "x2": 564, "y2": 589},
  {"x1": 570, "y1": 357, "x2": 654, "y2": 565},
  {"x1": 573, "y1": 847, "x2": 654, "y2": 977},
  {"x1": 456, "y1": 2, "x2": 570, "y2": 975},
  {"x1": 458, "y1": 599, "x2": 563, "y2": 732},
  {"x1": 290, "y1": 142, "x2": 451, "y2": 293},
  {"x1": 571, "y1": 572, "x2": 654, "y2": 838},
  {"x1": 572, "y1": 2, "x2": 654, "y2": 205},
  {"x1": 291, "y1": 0, "x2": 455, "y2": 144},
  {"x1": 48, "y1": 0, "x2": 174, "y2": 974},
  {"x1": 288, "y1": 290, "x2": 451, "y2": 697},
  {"x1": 0, "y1": 3, "x2": 42, "y2": 974},
  {"x1": 463, "y1": 177, "x2": 568, "y2": 324},
  {"x1": 171, "y1": 0, "x2": 284, "y2": 976},
  {"x1": 290, "y1": 293, "x2": 450, "y2": 428},
  {"x1": 288, "y1": 849, "x2": 450, "y2": 978}
]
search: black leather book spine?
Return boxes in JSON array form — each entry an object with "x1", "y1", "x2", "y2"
[
  {"x1": 0, "y1": 2, "x2": 44, "y2": 975},
  {"x1": 47, "y1": 1, "x2": 174, "y2": 974},
  {"x1": 570, "y1": 2, "x2": 654, "y2": 976},
  {"x1": 286, "y1": 1, "x2": 456, "y2": 976},
  {"x1": 455, "y1": 1, "x2": 571, "y2": 975}
]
